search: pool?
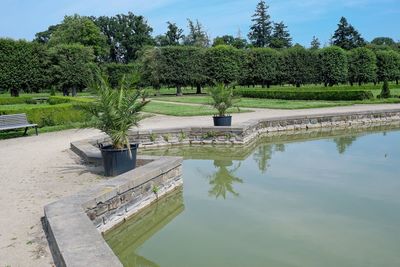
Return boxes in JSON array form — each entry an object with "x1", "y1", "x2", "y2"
[{"x1": 105, "y1": 126, "x2": 400, "y2": 267}]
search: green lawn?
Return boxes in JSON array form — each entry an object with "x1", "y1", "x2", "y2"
[
  {"x1": 154, "y1": 95, "x2": 400, "y2": 109},
  {"x1": 143, "y1": 101, "x2": 251, "y2": 116}
]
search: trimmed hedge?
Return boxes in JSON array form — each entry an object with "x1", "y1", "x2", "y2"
[
  {"x1": 0, "y1": 96, "x2": 33, "y2": 105},
  {"x1": 237, "y1": 89, "x2": 374, "y2": 101},
  {"x1": 0, "y1": 103, "x2": 87, "y2": 127},
  {"x1": 48, "y1": 96, "x2": 95, "y2": 105}
]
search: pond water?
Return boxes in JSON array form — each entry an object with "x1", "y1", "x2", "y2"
[{"x1": 105, "y1": 126, "x2": 400, "y2": 267}]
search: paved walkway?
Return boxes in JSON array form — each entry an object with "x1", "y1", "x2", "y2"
[
  {"x1": 1, "y1": 103, "x2": 400, "y2": 266},
  {"x1": 139, "y1": 103, "x2": 400, "y2": 130}
]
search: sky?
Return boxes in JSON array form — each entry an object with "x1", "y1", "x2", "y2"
[{"x1": 0, "y1": 0, "x2": 399, "y2": 46}]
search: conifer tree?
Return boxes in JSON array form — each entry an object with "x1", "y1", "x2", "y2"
[
  {"x1": 310, "y1": 36, "x2": 320, "y2": 49},
  {"x1": 331, "y1": 17, "x2": 365, "y2": 50},
  {"x1": 248, "y1": 0, "x2": 272, "y2": 47},
  {"x1": 270, "y1": 21, "x2": 292, "y2": 48}
]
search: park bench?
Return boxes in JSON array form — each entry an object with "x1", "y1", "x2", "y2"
[{"x1": 0, "y1": 113, "x2": 38, "y2": 135}]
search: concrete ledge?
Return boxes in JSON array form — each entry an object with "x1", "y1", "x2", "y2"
[
  {"x1": 71, "y1": 108, "x2": 400, "y2": 159},
  {"x1": 44, "y1": 156, "x2": 183, "y2": 267}
]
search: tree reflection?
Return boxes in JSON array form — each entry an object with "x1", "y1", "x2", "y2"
[
  {"x1": 207, "y1": 160, "x2": 243, "y2": 199},
  {"x1": 253, "y1": 144, "x2": 285, "y2": 173},
  {"x1": 333, "y1": 136, "x2": 358, "y2": 154}
]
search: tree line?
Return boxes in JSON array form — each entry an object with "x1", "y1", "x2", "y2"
[
  {"x1": 0, "y1": 0, "x2": 399, "y2": 96},
  {"x1": 139, "y1": 45, "x2": 400, "y2": 95}
]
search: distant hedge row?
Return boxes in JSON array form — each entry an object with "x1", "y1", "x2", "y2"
[
  {"x1": 237, "y1": 89, "x2": 374, "y2": 101},
  {"x1": 0, "y1": 100, "x2": 89, "y2": 127},
  {"x1": 140, "y1": 46, "x2": 400, "y2": 94}
]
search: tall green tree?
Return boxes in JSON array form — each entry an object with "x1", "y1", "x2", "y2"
[
  {"x1": 348, "y1": 47, "x2": 377, "y2": 85},
  {"x1": 0, "y1": 39, "x2": 48, "y2": 96},
  {"x1": 155, "y1": 22, "x2": 184, "y2": 46},
  {"x1": 270, "y1": 22, "x2": 292, "y2": 49},
  {"x1": 331, "y1": 17, "x2": 365, "y2": 50},
  {"x1": 48, "y1": 15, "x2": 108, "y2": 60},
  {"x1": 248, "y1": 0, "x2": 272, "y2": 47},
  {"x1": 371, "y1": 37, "x2": 396, "y2": 46},
  {"x1": 93, "y1": 13, "x2": 154, "y2": 63},
  {"x1": 310, "y1": 36, "x2": 321, "y2": 50},
  {"x1": 204, "y1": 45, "x2": 243, "y2": 85},
  {"x1": 376, "y1": 50, "x2": 400, "y2": 83},
  {"x1": 244, "y1": 48, "x2": 279, "y2": 87},
  {"x1": 184, "y1": 19, "x2": 210, "y2": 47},
  {"x1": 139, "y1": 47, "x2": 163, "y2": 91},
  {"x1": 47, "y1": 44, "x2": 96, "y2": 96},
  {"x1": 319, "y1": 46, "x2": 348, "y2": 86},
  {"x1": 213, "y1": 35, "x2": 236, "y2": 47},
  {"x1": 34, "y1": 25, "x2": 59, "y2": 44},
  {"x1": 281, "y1": 45, "x2": 312, "y2": 87},
  {"x1": 213, "y1": 35, "x2": 248, "y2": 49}
]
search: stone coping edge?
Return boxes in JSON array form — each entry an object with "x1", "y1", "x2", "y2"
[
  {"x1": 71, "y1": 108, "x2": 400, "y2": 163},
  {"x1": 44, "y1": 155, "x2": 183, "y2": 267}
]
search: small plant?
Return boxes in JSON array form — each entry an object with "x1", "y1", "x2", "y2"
[
  {"x1": 179, "y1": 130, "x2": 187, "y2": 142},
  {"x1": 203, "y1": 131, "x2": 217, "y2": 139},
  {"x1": 81, "y1": 75, "x2": 150, "y2": 149},
  {"x1": 50, "y1": 86, "x2": 56, "y2": 96},
  {"x1": 149, "y1": 132, "x2": 157, "y2": 142},
  {"x1": 163, "y1": 134, "x2": 171, "y2": 142},
  {"x1": 208, "y1": 83, "x2": 238, "y2": 116},
  {"x1": 380, "y1": 79, "x2": 391, "y2": 99},
  {"x1": 225, "y1": 132, "x2": 233, "y2": 140},
  {"x1": 140, "y1": 89, "x2": 151, "y2": 103},
  {"x1": 152, "y1": 185, "x2": 160, "y2": 198}
]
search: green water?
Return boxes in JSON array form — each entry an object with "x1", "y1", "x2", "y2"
[{"x1": 105, "y1": 126, "x2": 400, "y2": 267}]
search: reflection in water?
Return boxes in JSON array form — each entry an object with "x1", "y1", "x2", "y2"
[
  {"x1": 207, "y1": 160, "x2": 243, "y2": 199},
  {"x1": 104, "y1": 189, "x2": 184, "y2": 267},
  {"x1": 109, "y1": 125, "x2": 400, "y2": 267},
  {"x1": 253, "y1": 144, "x2": 285, "y2": 173},
  {"x1": 333, "y1": 136, "x2": 358, "y2": 154}
]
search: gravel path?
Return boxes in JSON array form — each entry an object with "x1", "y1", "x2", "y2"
[{"x1": 1, "y1": 103, "x2": 400, "y2": 266}]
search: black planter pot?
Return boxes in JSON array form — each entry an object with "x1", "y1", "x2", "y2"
[
  {"x1": 213, "y1": 115, "x2": 232, "y2": 126},
  {"x1": 100, "y1": 144, "x2": 139, "y2": 177}
]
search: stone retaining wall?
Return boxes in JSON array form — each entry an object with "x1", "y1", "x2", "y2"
[
  {"x1": 71, "y1": 109, "x2": 400, "y2": 164},
  {"x1": 44, "y1": 155, "x2": 182, "y2": 267}
]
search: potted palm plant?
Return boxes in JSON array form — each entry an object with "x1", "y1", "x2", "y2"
[
  {"x1": 82, "y1": 75, "x2": 149, "y2": 176},
  {"x1": 208, "y1": 83, "x2": 237, "y2": 126}
]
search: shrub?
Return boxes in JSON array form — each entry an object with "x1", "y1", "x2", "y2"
[
  {"x1": 0, "y1": 96, "x2": 33, "y2": 105},
  {"x1": 0, "y1": 104, "x2": 87, "y2": 127},
  {"x1": 48, "y1": 96, "x2": 95, "y2": 105},
  {"x1": 237, "y1": 89, "x2": 373, "y2": 101},
  {"x1": 380, "y1": 80, "x2": 391, "y2": 98}
]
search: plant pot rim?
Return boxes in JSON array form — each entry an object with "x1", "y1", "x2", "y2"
[
  {"x1": 100, "y1": 143, "x2": 139, "y2": 152},
  {"x1": 213, "y1": 115, "x2": 232, "y2": 118}
]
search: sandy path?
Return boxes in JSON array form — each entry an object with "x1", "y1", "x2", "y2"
[
  {"x1": 0, "y1": 129, "x2": 101, "y2": 267},
  {"x1": 1, "y1": 103, "x2": 400, "y2": 266}
]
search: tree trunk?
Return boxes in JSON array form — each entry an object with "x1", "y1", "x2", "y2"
[
  {"x1": 10, "y1": 89, "x2": 19, "y2": 97},
  {"x1": 358, "y1": 81, "x2": 362, "y2": 86},
  {"x1": 267, "y1": 82, "x2": 270, "y2": 88},
  {"x1": 63, "y1": 87, "x2": 70, "y2": 96},
  {"x1": 196, "y1": 84, "x2": 202, "y2": 94},
  {"x1": 396, "y1": 79, "x2": 399, "y2": 85},
  {"x1": 72, "y1": 86, "x2": 77, "y2": 97},
  {"x1": 176, "y1": 85, "x2": 182, "y2": 96},
  {"x1": 296, "y1": 82, "x2": 300, "y2": 88}
]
